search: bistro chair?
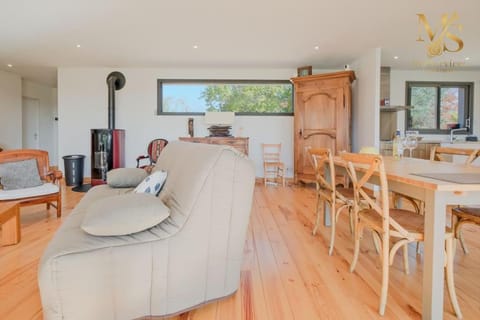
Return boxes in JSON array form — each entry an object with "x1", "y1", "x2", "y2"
[
  {"x1": 341, "y1": 152, "x2": 462, "y2": 318},
  {"x1": 262, "y1": 143, "x2": 285, "y2": 187},
  {"x1": 452, "y1": 205, "x2": 480, "y2": 254},
  {"x1": 136, "y1": 138, "x2": 168, "y2": 169},
  {"x1": 430, "y1": 146, "x2": 480, "y2": 164},
  {"x1": 308, "y1": 148, "x2": 355, "y2": 255}
]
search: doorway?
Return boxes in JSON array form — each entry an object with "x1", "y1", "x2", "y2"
[{"x1": 22, "y1": 97, "x2": 40, "y2": 149}]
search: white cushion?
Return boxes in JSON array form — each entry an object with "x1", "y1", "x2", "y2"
[
  {"x1": 0, "y1": 182, "x2": 59, "y2": 200},
  {"x1": 81, "y1": 193, "x2": 170, "y2": 236},
  {"x1": 134, "y1": 170, "x2": 167, "y2": 195}
]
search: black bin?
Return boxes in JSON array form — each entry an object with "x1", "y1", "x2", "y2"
[{"x1": 63, "y1": 155, "x2": 85, "y2": 186}]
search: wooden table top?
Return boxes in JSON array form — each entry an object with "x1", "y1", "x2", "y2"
[{"x1": 335, "y1": 156, "x2": 480, "y2": 191}]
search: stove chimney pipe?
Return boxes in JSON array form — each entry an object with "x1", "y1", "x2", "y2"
[{"x1": 106, "y1": 71, "x2": 126, "y2": 130}]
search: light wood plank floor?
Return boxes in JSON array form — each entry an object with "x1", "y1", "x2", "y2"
[{"x1": 1, "y1": 183, "x2": 479, "y2": 319}]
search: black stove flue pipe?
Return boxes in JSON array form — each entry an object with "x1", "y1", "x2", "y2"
[{"x1": 106, "y1": 71, "x2": 126, "y2": 129}]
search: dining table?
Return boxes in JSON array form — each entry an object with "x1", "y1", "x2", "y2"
[{"x1": 330, "y1": 155, "x2": 480, "y2": 319}]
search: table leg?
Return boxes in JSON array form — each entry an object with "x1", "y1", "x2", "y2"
[{"x1": 422, "y1": 190, "x2": 446, "y2": 319}]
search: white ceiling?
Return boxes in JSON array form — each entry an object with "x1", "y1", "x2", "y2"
[{"x1": 0, "y1": 0, "x2": 478, "y2": 87}]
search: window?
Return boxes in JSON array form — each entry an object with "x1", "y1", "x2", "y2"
[
  {"x1": 406, "y1": 81, "x2": 473, "y2": 134},
  {"x1": 157, "y1": 80, "x2": 293, "y2": 115}
]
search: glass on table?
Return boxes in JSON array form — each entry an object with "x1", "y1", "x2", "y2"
[{"x1": 404, "y1": 130, "x2": 419, "y2": 157}]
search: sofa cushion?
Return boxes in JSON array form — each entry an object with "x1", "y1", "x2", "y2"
[
  {"x1": 107, "y1": 168, "x2": 148, "y2": 188},
  {"x1": 81, "y1": 193, "x2": 170, "y2": 236},
  {"x1": 0, "y1": 158, "x2": 43, "y2": 190},
  {"x1": 0, "y1": 182, "x2": 59, "y2": 200},
  {"x1": 134, "y1": 170, "x2": 167, "y2": 195}
]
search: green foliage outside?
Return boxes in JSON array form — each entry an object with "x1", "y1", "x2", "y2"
[
  {"x1": 201, "y1": 84, "x2": 293, "y2": 113},
  {"x1": 410, "y1": 87, "x2": 437, "y2": 129},
  {"x1": 410, "y1": 86, "x2": 459, "y2": 130}
]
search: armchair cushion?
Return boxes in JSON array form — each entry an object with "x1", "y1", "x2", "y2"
[
  {"x1": 0, "y1": 182, "x2": 59, "y2": 200},
  {"x1": 134, "y1": 170, "x2": 168, "y2": 196},
  {"x1": 0, "y1": 158, "x2": 43, "y2": 190},
  {"x1": 107, "y1": 168, "x2": 148, "y2": 188},
  {"x1": 81, "y1": 193, "x2": 170, "y2": 236}
]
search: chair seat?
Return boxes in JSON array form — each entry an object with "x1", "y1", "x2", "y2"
[
  {"x1": 0, "y1": 183, "x2": 59, "y2": 201},
  {"x1": 452, "y1": 206, "x2": 480, "y2": 221},
  {"x1": 359, "y1": 208, "x2": 453, "y2": 237},
  {"x1": 360, "y1": 208, "x2": 425, "y2": 234}
]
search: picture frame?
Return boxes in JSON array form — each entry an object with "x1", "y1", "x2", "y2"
[{"x1": 297, "y1": 66, "x2": 312, "y2": 77}]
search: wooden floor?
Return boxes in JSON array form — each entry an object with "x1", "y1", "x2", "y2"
[{"x1": 1, "y1": 183, "x2": 479, "y2": 319}]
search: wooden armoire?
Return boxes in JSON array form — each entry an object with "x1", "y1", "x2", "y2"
[{"x1": 291, "y1": 71, "x2": 356, "y2": 183}]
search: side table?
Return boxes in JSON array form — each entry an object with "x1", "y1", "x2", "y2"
[{"x1": 0, "y1": 202, "x2": 21, "y2": 246}]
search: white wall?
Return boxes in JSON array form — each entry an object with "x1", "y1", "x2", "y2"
[
  {"x1": 58, "y1": 67, "x2": 297, "y2": 178},
  {"x1": 22, "y1": 80, "x2": 58, "y2": 164},
  {"x1": 350, "y1": 48, "x2": 382, "y2": 151},
  {"x1": 0, "y1": 70, "x2": 22, "y2": 149},
  {"x1": 390, "y1": 69, "x2": 480, "y2": 140}
]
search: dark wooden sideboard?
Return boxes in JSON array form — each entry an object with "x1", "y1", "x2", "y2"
[{"x1": 179, "y1": 137, "x2": 249, "y2": 155}]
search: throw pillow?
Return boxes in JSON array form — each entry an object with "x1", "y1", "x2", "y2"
[
  {"x1": 81, "y1": 193, "x2": 170, "y2": 236},
  {"x1": 134, "y1": 170, "x2": 167, "y2": 195},
  {"x1": 107, "y1": 168, "x2": 148, "y2": 188},
  {"x1": 0, "y1": 159, "x2": 43, "y2": 190}
]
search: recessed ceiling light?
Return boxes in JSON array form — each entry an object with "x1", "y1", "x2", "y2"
[
  {"x1": 193, "y1": 45, "x2": 199, "y2": 49},
  {"x1": 7, "y1": 64, "x2": 13, "y2": 68},
  {"x1": 76, "y1": 44, "x2": 81, "y2": 48},
  {"x1": 393, "y1": 56, "x2": 399, "y2": 60},
  {"x1": 314, "y1": 46, "x2": 320, "y2": 50},
  {"x1": 465, "y1": 57, "x2": 470, "y2": 61}
]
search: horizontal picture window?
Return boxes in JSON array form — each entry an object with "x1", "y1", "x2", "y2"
[{"x1": 157, "y1": 79, "x2": 293, "y2": 115}]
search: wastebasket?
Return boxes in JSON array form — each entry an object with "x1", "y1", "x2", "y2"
[{"x1": 62, "y1": 155, "x2": 85, "y2": 186}]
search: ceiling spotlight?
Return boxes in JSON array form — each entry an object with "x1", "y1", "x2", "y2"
[
  {"x1": 7, "y1": 64, "x2": 13, "y2": 68},
  {"x1": 76, "y1": 44, "x2": 81, "y2": 48},
  {"x1": 465, "y1": 57, "x2": 470, "y2": 61},
  {"x1": 393, "y1": 56, "x2": 399, "y2": 60},
  {"x1": 314, "y1": 46, "x2": 320, "y2": 50},
  {"x1": 193, "y1": 45, "x2": 199, "y2": 49}
]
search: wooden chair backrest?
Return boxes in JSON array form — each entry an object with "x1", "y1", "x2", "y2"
[
  {"x1": 340, "y1": 152, "x2": 409, "y2": 238},
  {"x1": 148, "y1": 139, "x2": 168, "y2": 164},
  {"x1": 0, "y1": 149, "x2": 50, "y2": 180},
  {"x1": 308, "y1": 148, "x2": 336, "y2": 202},
  {"x1": 430, "y1": 146, "x2": 479, "y2": 165},
  {"x1": 262, "y1": 143, "x2": 282, "y2": 163}
]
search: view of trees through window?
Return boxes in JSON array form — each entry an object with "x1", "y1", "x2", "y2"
[
  {"x1": 158, "y1": 80, "x2": 293, "y2": 114},
  {"x1": 407, "y1": 82, "x2": 472, "y2": 133}
]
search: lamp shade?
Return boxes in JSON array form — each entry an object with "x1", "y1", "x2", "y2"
[{"x1": 204, "y1": 112, "x2": 235, "y2": 126}]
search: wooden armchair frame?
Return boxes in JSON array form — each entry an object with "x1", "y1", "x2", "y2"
[{"x1": 0, "y1": 149, "x2": 62, "y2": 217}]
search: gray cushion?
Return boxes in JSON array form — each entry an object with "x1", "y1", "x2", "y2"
[
  {"x1": 107, "y1": 168, "x2": 148, "y2": 188},
  {"x1": 0, "y1": 159, "x2": 43, "y2": 190},
  {"x1": 81, "y1": 193, "x2": 170, "y2": 236}
]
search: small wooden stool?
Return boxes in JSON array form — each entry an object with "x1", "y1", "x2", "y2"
[{"x1": 0, "y1": 202, "x2": 21, "y2": 246}]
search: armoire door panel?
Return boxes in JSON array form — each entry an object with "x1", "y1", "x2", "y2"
[{"x1": 303, "y1": 92, "x2": 337, "y2": 130}]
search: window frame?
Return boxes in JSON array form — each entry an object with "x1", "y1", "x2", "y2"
[
  {"x1": 157, "y1": 79, "x2": 294, "y2": 116},
  {"x1": 405, "y1": 81, "x2": 474, "y2": 134}
]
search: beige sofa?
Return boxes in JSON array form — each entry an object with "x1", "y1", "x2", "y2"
[{"x1": 38, "y1": 141, "x2": 255, "y2": 320}]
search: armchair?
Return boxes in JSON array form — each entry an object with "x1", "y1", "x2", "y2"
[
  {"x1": 136, "y1": 138, "x2": 168, "y2": 168},
  {"x1": 0, "y1": 149, "x2": 62, "y2": 217}
]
